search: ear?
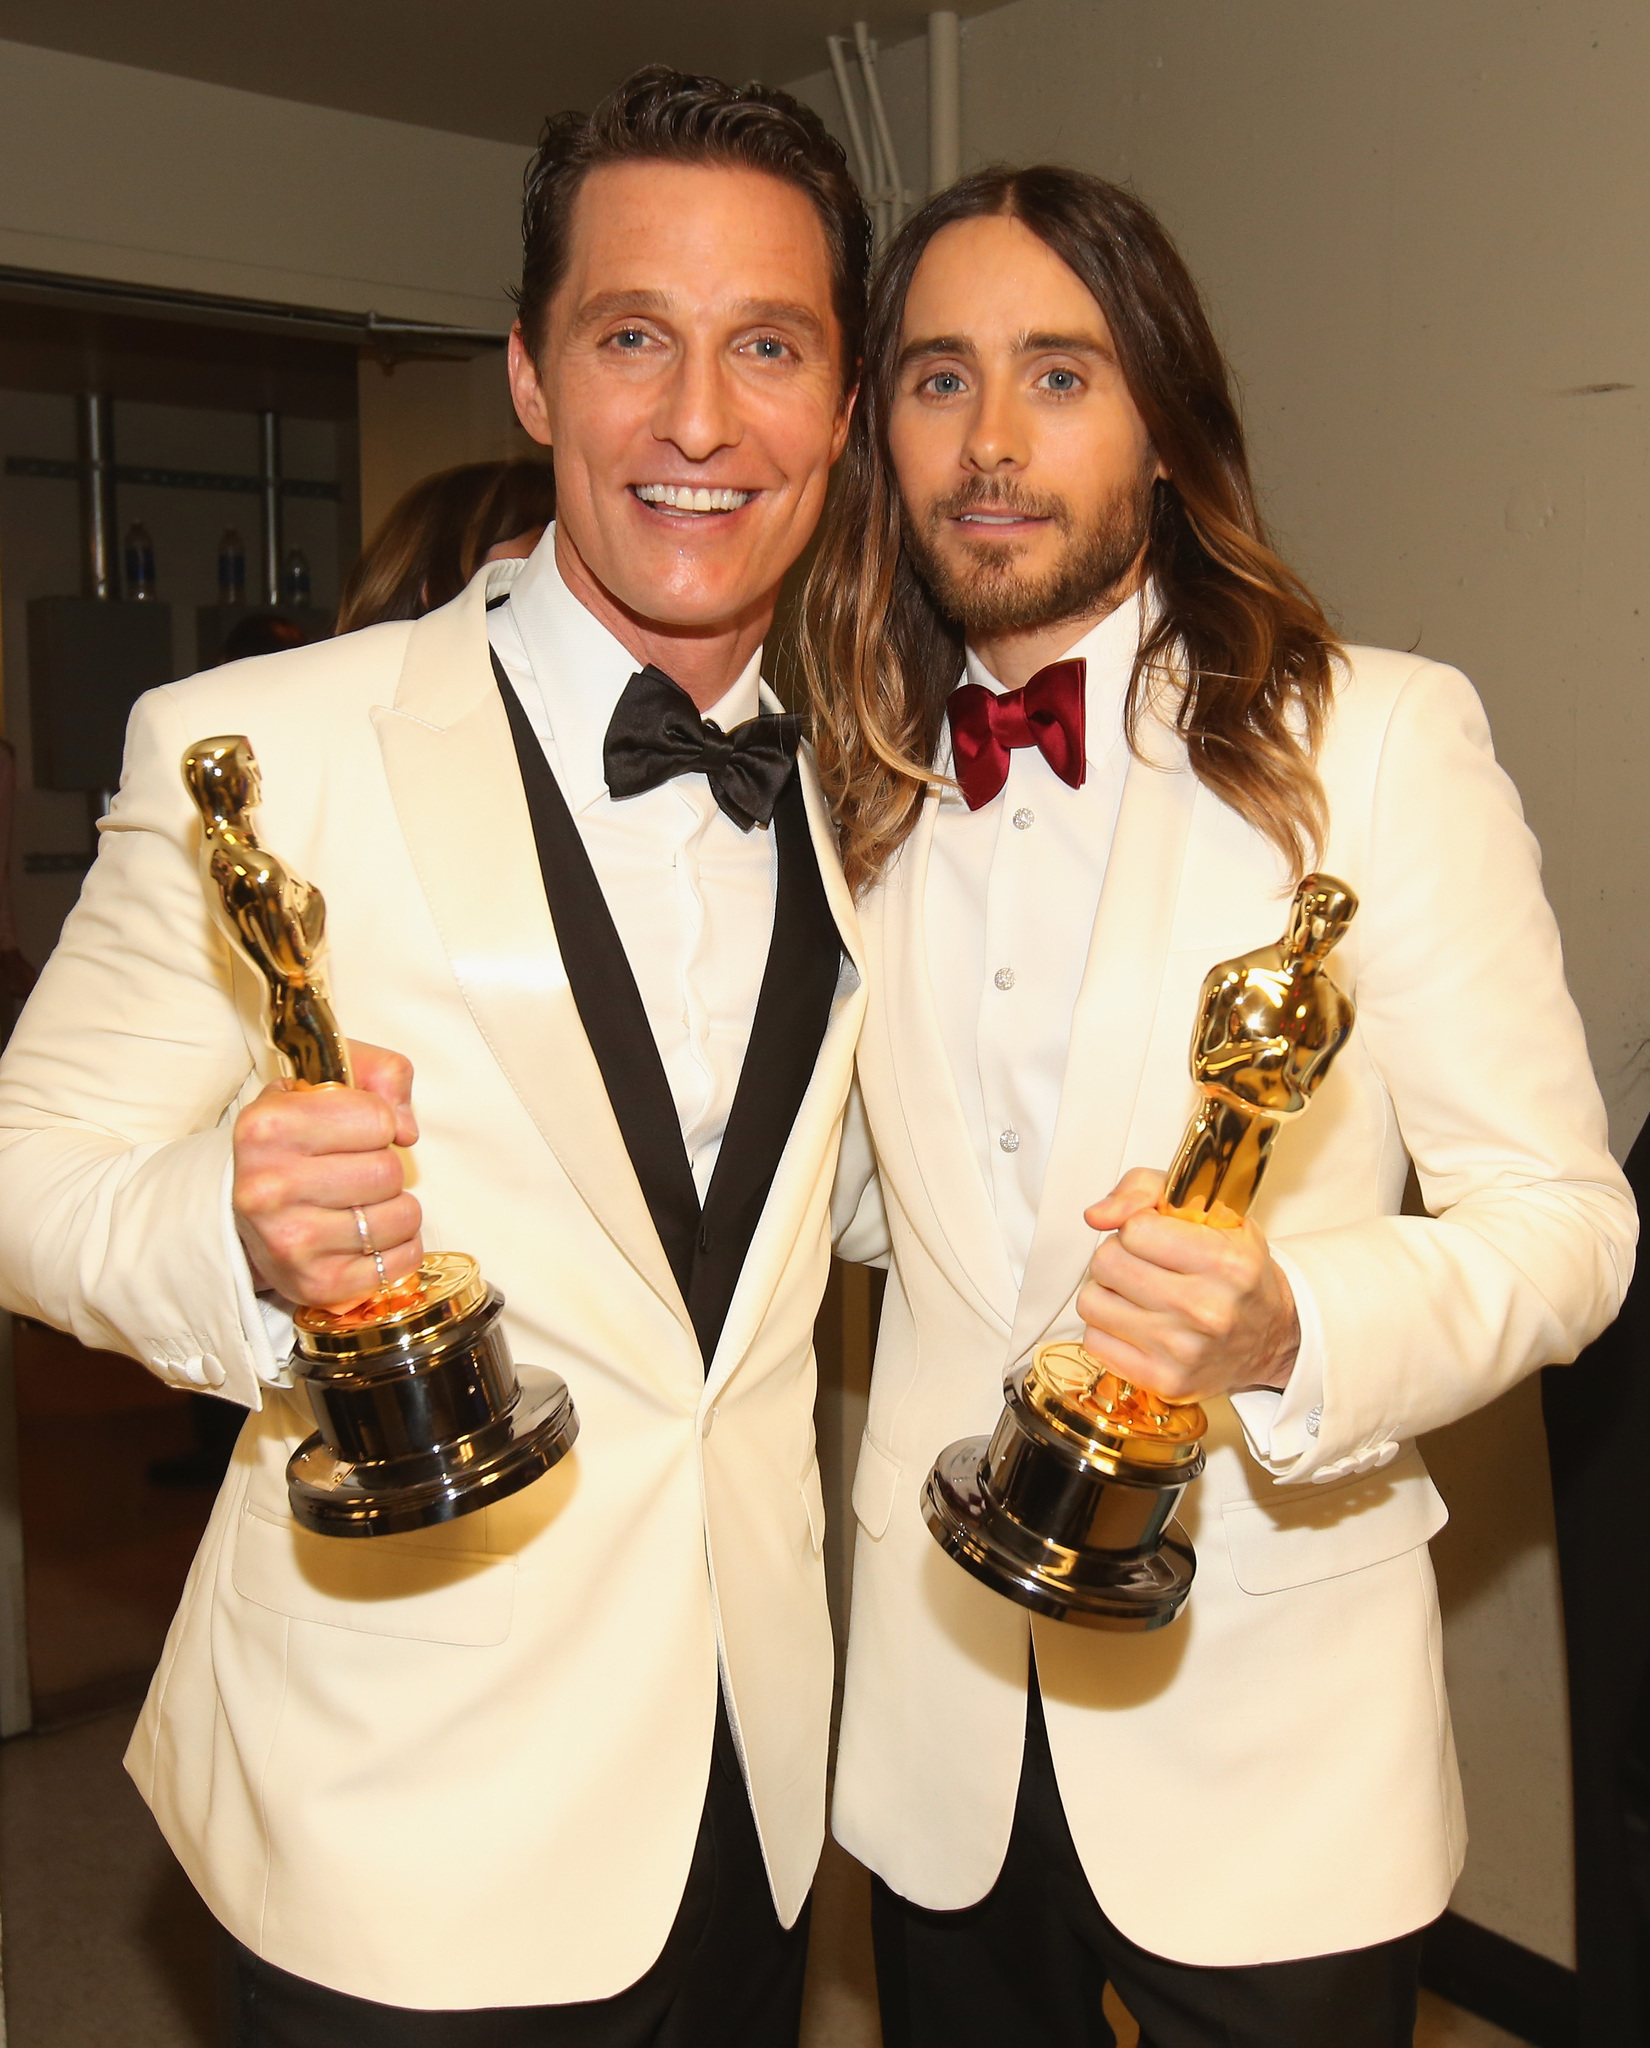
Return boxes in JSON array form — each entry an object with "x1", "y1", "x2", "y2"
[{"x1": 507, "y1": 325, "x2": 553, "y2": 448}]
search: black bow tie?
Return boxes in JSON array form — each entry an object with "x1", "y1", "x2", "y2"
[{"x1": 603, "y1": 665, "x2": 802, "y2": 832}]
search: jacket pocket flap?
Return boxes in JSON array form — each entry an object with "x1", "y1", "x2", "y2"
[
  {"x1": 232, "y1": 1503, "x2": 515, "y2": 1646},
  {"x1": 850, "y1": 1432, "x2": 901, "y2": 1541},
  {"x1": 1221, "y1": 1455, "x2": 1447, "y2": 1596}
]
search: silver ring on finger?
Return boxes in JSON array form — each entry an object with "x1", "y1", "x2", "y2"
[{"x1": 352, "y1": 1204, "x2": 388, "y2": 1292}]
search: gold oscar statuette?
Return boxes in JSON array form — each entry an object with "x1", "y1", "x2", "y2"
[
  {"x1": 923, "y1": 874, "x2": 1358, "y2": 1629},
  {"x1": 184, "y1": 736, "x2": 578, "y2": 1538}
]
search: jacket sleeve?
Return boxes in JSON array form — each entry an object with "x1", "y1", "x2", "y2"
[
  {"x1": 1268, "y1": 662, "x2": 1636, "y2": 1483},
  {"x1": 0, "y1": 684, "x2": 272, "y2": 1407}
]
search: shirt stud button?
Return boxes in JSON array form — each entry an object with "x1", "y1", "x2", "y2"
[
  {"x1": 994, "y1": 967, "x2": 1016, "y2": 991},
  {"x1": 999, "y1": 1128, "x2": 1020, "y2": 1153},
  {"x1": 1012, "y1": 807, "x2": 1035, "y2": 830}
]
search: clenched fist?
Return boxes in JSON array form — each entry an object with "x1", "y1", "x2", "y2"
[
  {"x1": 233, "y1": 1040, "x2": 423, "y2": 1308},
  {"x1": 1075, "y1": 1167, "x2": 1300, "y2": 1404}
]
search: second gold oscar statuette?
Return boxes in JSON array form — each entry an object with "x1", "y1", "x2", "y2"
[
  {"x1": 184, "y1": 734, "x2": 578, "y2": 1538},
  {"x1": 922, "y1": 873, "x2": 1359, "y2": 1629}
]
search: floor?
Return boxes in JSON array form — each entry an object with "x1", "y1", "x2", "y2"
[
  {"x1": 0, "y1": 1711, "x2": 218, "y2": 2047},
  {"x1": 0, "y1": 1708, "x2": 1530, "y2": 2048}
]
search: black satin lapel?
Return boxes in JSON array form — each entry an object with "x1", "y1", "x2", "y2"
[
  {"x1": 688, "y1": 769, "x2": 843, "y2": 1359},
  {"x1": 493, "y1": 654, "x2": 701, "y2": 1301}
]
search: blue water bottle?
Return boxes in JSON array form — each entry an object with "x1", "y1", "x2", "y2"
[
  {"x1": 218, "y1": 528, "x2": 247, "y2": 607},
  {"x1": 124, "y1": 522, "x2": 156, "y2": 600}
]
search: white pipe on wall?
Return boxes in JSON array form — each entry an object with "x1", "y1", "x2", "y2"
[
  {"x1": 928, "y1": 10, "x2": 961, "y2": 191},
  {"x1": 826, "y1": 34, "x2": 876, "y2": 198},
  {"x1": 853, "y1": 22, "x2": 906, "y2": 236},
  {"x1": 863, "y1": 45, "x2": 889, "y2": 245}
]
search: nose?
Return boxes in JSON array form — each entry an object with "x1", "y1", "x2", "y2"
[
  {"x1": 959, "y1": 372, "x2": 1028, "y2": 476},
  {"x1": 652, "y1": 340, "x2": 742, "y2": 466}
]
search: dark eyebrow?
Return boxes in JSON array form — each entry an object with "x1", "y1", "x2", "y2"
[
  {"x1": 896, "y1": 333, "x2": 978, "y2": 373},
  {"x1": 567, "y1": 289, "x2": 828, "y2": 352},
  {"x1": 895, "y1": 329, "x2": 1117, "y2": 375},
  {"x1": 1015, "y1": 329, "x2": 1116, "y2": 360},
  {"x1": 568, "y1": 288, "x2": 672, "y2": 336},
  {"x1": 733, "y1": 298, "x2": 829, "y2": 348}
]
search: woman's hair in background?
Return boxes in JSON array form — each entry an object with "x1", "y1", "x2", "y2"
[
  {"x1": 336, "y1": 458, "x2": 558, "y2": 634},
  {"x1": 802, "y1": 163, "x2": 1341, "y2": 898},
  {"x1": 514, "y1": 65, "x2": 871, "y2": 388}
]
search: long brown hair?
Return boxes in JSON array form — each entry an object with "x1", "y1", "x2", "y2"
[
  {"x1": 802, "y1": 165, "x2": 1339, "y2": 896},
  {"x1": 336, "y1": 458, "x2": 558, "y2": 633}
]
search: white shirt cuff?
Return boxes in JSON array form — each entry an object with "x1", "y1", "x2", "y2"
[
  {"x1": 1228, "y1": 1246, "x2": 1326, "y2": 1477},
  {"x1": 222, "y1": 1157, "x2": 296, "y2": 1389}
]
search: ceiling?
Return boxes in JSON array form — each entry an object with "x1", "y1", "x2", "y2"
[{"x1": 0, "y1": 1, "x2": 994, "y2": 147}]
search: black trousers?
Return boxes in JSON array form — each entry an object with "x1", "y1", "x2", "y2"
[
  {"x1": 872, "y1": 1671, "x2": 1422, "y2": 2048},
  {"x1": 230, "y1": 1700, "x2": 810, "y2": 2048}
]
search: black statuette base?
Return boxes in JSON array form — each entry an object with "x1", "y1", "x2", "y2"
[
  {"x1": 288, "y1": 1366, "x2": 576, "y2": 1538},
  {"x1": 923, "y1": 1389, "x2": 1199, "y2": 1631},
  {"x1": 286, "y1": 1281, "x2": 577, "y2": 1538}
]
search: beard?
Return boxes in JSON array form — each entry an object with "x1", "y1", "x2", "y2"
[{"x1": 904, "y1": 464, "x2": 1157, "y2": 637}]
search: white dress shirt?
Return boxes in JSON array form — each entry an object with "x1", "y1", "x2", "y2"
[
  {"x1": 925, "y1": 592, "x2": 1324, "y2": 1464},
  {"x1": 488, "y1": 532, "x2": 777, "y2": 1201},
  {"x1": 237, "y1": 533, "x2": 779, "y2": 1387}
]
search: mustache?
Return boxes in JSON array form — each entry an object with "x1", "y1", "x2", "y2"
[{"x1": 923, "y1": 480, "x2": 1072, "y2": 528}]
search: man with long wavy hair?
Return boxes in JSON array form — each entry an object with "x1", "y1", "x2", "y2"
[{"x1": 806, "y1": 166, "x2": 1633, "y2": 2047}]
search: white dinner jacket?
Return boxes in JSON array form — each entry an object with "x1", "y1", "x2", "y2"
[
  {"x1": 0, "y1": 560, "x2": 866, "y2": 2009},
  {"x1": 831, "y1": 644, "x2": 1633, "y2": 1966}
]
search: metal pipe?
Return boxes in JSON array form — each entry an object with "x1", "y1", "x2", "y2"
[
  {"x1": 865, "y1": 43, "x2": 890, "y2": 246},
  {"x1": 77, "y1": 392, "x2": 116, "y2": 600},
  {"x1": 826, "y1": 34, "x2": 876, "y2": 196},
  {"x1": 854, "y1": 22, "x2": 906, "y2": 235},
  {"x1": 258, "y1": 409, "x2": 281, "y2": 606},
  {"x1": 928, "y1": 10, "x2": 961, "y2": 191}
]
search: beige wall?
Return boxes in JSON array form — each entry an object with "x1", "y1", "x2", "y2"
[
  {"x1": 803, "y1": 0, "x2": 1650, "y2": 1157},
  {"x1": 357, "y1": 353, "x2": 537, "y2": 540},
  {"x1": 792, "y1": 0, "x2": 1650, "y2": 1969},
  {"x1": 0, "y1": 37, "x2": 526, "y2": 329}
]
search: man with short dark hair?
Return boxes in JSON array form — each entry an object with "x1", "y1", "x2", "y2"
[
  {"x1": 808, "y1": 166, "x2": 1633, "y2": 2047},
  {"x1": 0, "y1": 68, "x2": 867, "y2": 2045}
]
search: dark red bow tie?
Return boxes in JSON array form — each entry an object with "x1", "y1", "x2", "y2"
[{"x1": 945, "y1": 658, "x2": 1087, "y2": 811}]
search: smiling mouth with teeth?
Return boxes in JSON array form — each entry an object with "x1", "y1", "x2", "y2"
[{"x1": 634, "y1": 484, "x2": 755, "y2": 514}]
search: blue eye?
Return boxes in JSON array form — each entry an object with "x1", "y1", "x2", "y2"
[
  {"x1": 751, "y1": 336, "x2": 788, "y2": 359},
  {"x1": 613, "y1": 328, "x2": 648, "y2": 349},
  {"x1": 928, "y1": 371, "x2": 965, "y2": 396},
  {"x1": 1044, "y1": 368, "x2": 1079, "y2": 392}
]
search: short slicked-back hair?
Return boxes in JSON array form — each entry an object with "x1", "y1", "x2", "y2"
[{"x1": 514, "y1": 65, "x2": 871, "y2": 387}]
